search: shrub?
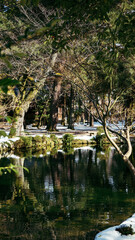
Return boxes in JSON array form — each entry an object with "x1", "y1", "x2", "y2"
[
  {"x1": 14, "y1": 138, "x2": 24, "y2": 149},
  {"x1": 95, "y1": 127, "x2": 109, "y2": 146},
  {"x1": 9, "y1": 127, "x2": 16, "y2": 138},
  {"x1": 14, "y1": 137, "x2": 32, "y2": 149},
  {"x1": 50, "y1": 134, "x2": 59, "y2": 146},
  {"x1": 50, "y1": 147, "x2": 58, "y2": 155},
  {"x1": 32, "y1": 135, "x2": 43, "y2": 148},
  {"x1": 62, "y1": 133, "x2": 74, "y2": 146},
  {"x1": 0, "y1": 130, "x2": 7, "y2": 138},
  {"x1": 46, "y1": 137, "x2": 54, "y2": 146},
  {"x1": 22, "y1": 136, "x2": 32, "y2": 148},
  {"x1": 72, "y1": 139, "x2": 88, "y2": 145},
  {"x1": 33, "y1": 135, "x2": 42, "y2": 143},
  {"x1": 42, "y1": 135, "x2": 47, "y2": 143}
]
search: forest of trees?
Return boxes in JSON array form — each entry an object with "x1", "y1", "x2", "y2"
[{"x1": 0, "y1": 1, "x2": 135, "y2": 170}]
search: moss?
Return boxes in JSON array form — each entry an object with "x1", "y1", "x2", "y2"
[{"x1": 14, "y1": 106, "x2": 23, "y2": 116}]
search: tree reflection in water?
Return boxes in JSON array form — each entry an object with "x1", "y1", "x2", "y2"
[{"x1": 0, "y1": 146, "x2": 135, "y2": 240}]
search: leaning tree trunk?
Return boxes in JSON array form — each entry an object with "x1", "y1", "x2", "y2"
[{"x1": 103, "y1": 120, "x2": 135, "y2": 176}]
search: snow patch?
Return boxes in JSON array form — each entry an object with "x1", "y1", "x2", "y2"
[
  {"x1": 6, "y1": 154, "x2": 20, "y2": 160},
  {"x1": 95, "y1": 214, "x2": 135, "y2": 240},
  {"x1": 0, "y1": 136, "x2": 19, "y2": 143},
  {"x1": 74, "y1": 135, "x2": 94, "y2": 140}
]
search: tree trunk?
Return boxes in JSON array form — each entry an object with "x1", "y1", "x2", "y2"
[
  {"x1": 103, "y1": 120, "x2": 135, "y2": 176},
  {"x1": 12, "y1": 106, "x2": 25, "y2": 136},
  {"x1": 89, "y1": 103, "x2": 94, "y2": 126},
  {"x1": 11, "y1": 99, "x2": 33, "y2": 136},
  {"x1": 11, "y1": 53, "x2": 58, "y2": 136},
  {"x1": 68, "y1": 85, "x2": 74, "y2": 129},
  {"x1": 48, "y1": 77, "x2": 62, "y2": 131},
  {"x1": 90, "y1": 113, "x2": 94, "y2": 127},
  {"x1": 62, "y1": 95, "x2": 67, "y2": 126}
]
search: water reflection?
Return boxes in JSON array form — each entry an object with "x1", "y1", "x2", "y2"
[{"x1": 0, "y1": 146, "x2": 135, "y2": 240}]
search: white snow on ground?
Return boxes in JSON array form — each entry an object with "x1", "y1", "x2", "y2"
[
  {"x1": 0, "y1": 133, "x2": 94, "y2": 145},
  {"x1": 0, "y1": 136, "x2": 19, "y2": 143},
  {"x1": 56, "y1": 124, "x2": 68, "y2": 130},
  {"x1": 74, "y1": 135, "x2": 94, "y2": 141},
  {"x1": 46, "y1": 134, "x2": 94, "y2": 141},
  {"x1": 6, "y1": 154, "x2": 20, "y2": 160},
  {"x1": 9, "y1": 137, "x2": 20, "y2": 142},
  {"x1": 0, "y1": 136, "x2": 9, "y2": 143},
  {"x1": 95, "y1": 214, "x2": 135, "y2": 240}
]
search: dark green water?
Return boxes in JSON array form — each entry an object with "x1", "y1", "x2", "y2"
[{"x1": 0, "y1": 146, "x2": 135, "y2": 240}]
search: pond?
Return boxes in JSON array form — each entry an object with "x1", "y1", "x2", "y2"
[{"x1": 0, "y1": 146, "x2": 135, "y2": 240}]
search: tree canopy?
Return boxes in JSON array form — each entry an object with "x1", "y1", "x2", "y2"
[{"x1": 0, "y1": 0, "x2": 135, "y2": 171}]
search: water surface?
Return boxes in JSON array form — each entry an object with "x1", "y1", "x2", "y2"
[{"x1": 0, "y1": 146, "x2": 135, "y2": 240}]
